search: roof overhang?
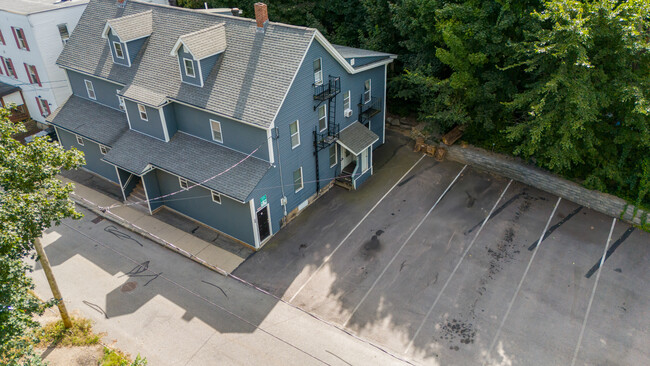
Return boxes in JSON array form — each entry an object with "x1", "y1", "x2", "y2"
[{"x1": 313, "y1": 31, "x2": 396, "y2": 74}]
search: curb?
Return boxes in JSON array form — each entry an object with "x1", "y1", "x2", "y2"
[{"x1": 70, "y1": 194, "x2": 228, "y2": 277}]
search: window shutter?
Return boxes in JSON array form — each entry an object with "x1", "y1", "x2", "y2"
[
  {"x1": 0, "y1": 57, "x2": 6, "y2": 75},
  {"x1": 11, "y1": 27, "x2": 19, "y2": 48},
  {"x1": 0, "y1": 30, "x2": 5, "y2": 45},
  {"x1": 35, "y1": 97, "x2": 43, "y2": 116},
  {"x1": 21, "y1": 30, "x2": 29, "y2": 51},
  {"x1": 43, "y1": 99, "x2": 50, "y2": 115},
  {"x1": 32, "y1": 66, "x2": 41, "y2": 86},
  {"x1": 24, "y1": 63, "x2": 32, "y2": 84},
  {"x1": 7, "y1": 59, "x2": 16, "y2": 78}
]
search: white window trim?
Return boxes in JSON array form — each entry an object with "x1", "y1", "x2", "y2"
[
  {"x1": 343, "y1": 90, "x2": 351, "y2": 111},
  {"x1": 318, "y1": 104, "x2": 327, "y2": 132},
  {"x1": 361, "y1": 147, "x2": 369, "y2": 173},
  {"x1": 57, "y1": 23, "x2": 69, "y2": 44},
  {"x1": 99, "y1": 144, "x2": 109, "y2": 155},
  {"x1": 294, "y1": 167, "x2": 303, "y2": 193},
  {"x1": 210, "y1": 119, "x2": 223, "y2": 143},
  {"x1": 138, "y1": 104, "x2": 148, "y2": 121},
  {"x1": 329, "y1": 144, "x2": 337, "y2": 168},
  {"x1": 314, "y1": 57, "x2": 323, "y2": 86},
  {"x1": 290, "y1": 120, "x2": 300, "y2": 149},
  {"x1": 16, "y1": 28, "x2": 27, "y2": 49},
  {"x1": 75, "y1": 135, "x2": 84, "y2": 146},
  {"x1": 183, "y1": 58, "x2": 195, "y2": 78},
  {"x1": 85, "y1": 80, "x2": 96, "y2": 100},
  {"x1": 364, "y1": 79, "x2": 372, "y2": 104},
  {"x1": 113, "y1": 41, "x2": 125, "y2": 59},
  {"x1": 117, "y1": 89, "x2": 125, "y2": 111},
  {"x1": 211, "y1": 190, "x2": 222, "y2": 204},
  {"x1": 179, "y1": 177, "x2": 189, "y2": 190}
]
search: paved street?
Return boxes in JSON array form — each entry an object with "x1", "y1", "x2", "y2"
[{"x1": 30, "y1": 206, "x2": 407, "y2": 366}]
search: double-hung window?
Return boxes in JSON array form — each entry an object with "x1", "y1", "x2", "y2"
[
  {"x1": 36, "y1": 97, "x2": 50, "y2": 117},
  {"x1": 117, "y1": 90, "x2": 125, "y2": 111},
  {"x1": 210, "y1": 119, "x2": 223, "y2": 143},
  {"x1": 364, "y1": 79, "x2": 371, "y2": 104},
  {"x1": 85, "y1": 80, "x2": 96, "y2": 100},
  {"x1": 184, "y1": 58, "x2": 195, "y2": 78},
  {"x1": 26, "y1": 64, "x2": 40, "y2": 86},
  {"x1": 313, "y1": 58, "x2": 323, "y2": 85},
  {"x1": 113, "y1": 41, "x2": 124, "y2": 59},
  {"x1": 289, "y1": 120, "x2": 300, "y2": 149},
  {"x1": 13, "y1": 27, "x2": 28, "y2": 50},
  {"x1": 343, "y1": 90, "x2": 351, "y2": 112},
  {"x1": 318, "y1": 104, "x2": 327, "y2": 132},
  {"x1": 329, "y1": 145, "x2": 337, "y2": 167},
  {"x1": 211, "y1": 191, "x2": 221, "y2": 204},
  {"x1": 3, "y1": 57, "x2": 16, "y2": 78},
  {"x1": 138, "y1": 104, "x2": 147, "y2": 120},
  {"x1": 293, "y1": 167, "x2": 303, "y2": 193},
  {"x1": 57, "y1": 24, "x2": 69, "y2": 44},
  {"x1": 179, "y1": 178, "x2": 189, "y2": 190}
]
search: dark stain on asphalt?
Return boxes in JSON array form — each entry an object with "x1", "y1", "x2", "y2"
[
  {"x1": 397, "y1": 174, "x2": 415, "y2": 187},
  {"x1": 121, "y1": 281, "x2": 137, "y2": 293},
  {"x1": 585, "y1": 227, "x2": 635, "y2": 278},
  {"x1": 83, "y1": 300, "x2": 109, "y2": 319},
  {"x1": 91, "y1": 215, "x2": 104, "y2": 224},
  {"x1": 373, "y1": 142, "x2": 407, "y2": 170},
  {"x1": 104, "y1": 225, "x2": 143, "y2": 247},
  {"x1": 201, "y1": 280, "x2": 228, "y2": 298},
  {"x1": 528, "y1": 206, "x2": 583, "y2": 251},
  {"x1": 465, "y1": 191, "x2": 476, "y2": 208},
  {"x1": 465, "y1": 190, "x2": 528, "y2": 234},
  {"x1": 439, "y1": 319, "x2": 476, "y2": 348},
  {"x1": 614, "y1": 268, "x2": 622, "y2": 273},
  {"x1": 191, "y1": 226, "x2": 200, "y2": 234},
  {"x1": 376, "y1": 230, "x2": 384, "y2": 237},
  {"x1": 361, "y1": 235, "x2": 382, "y2": 259}
]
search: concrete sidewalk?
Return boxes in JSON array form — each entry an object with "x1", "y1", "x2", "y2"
[{"x1": 59, "y1": 174, "x2": 247, "y2": 275}]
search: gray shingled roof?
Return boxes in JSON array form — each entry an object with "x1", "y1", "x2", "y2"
[
  {"x1": 121, "y1": 84, "x2": 167, "y2": 107},
  {"x1": 333, "y1": 44, "x2": 393, "y2": 59},
  {"x1": 337, "y1": 122, "x2": 378, "y2": 156},
  {"x1": 175, "y1": 23, "x2": 227, "y2": 60},
  {"x1": 59, "y1": 0, "x2": 315, "y2": 128},
  {"x1": 105, "y1": 10, "x2": 153, "y2": 42},
  {"x1": 0, "y1": 81, "x2": 20, "y2": 97},
  {"x1": 46, "y1": 96, "x2": 128, "y2": 146},
  {"x1": 102, "y1": 131, "x2": 270, "y2": 202}
]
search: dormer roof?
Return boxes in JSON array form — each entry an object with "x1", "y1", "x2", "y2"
[
  {"x1": 102, "y1": 10, "x2": 153, "y2": 42},
  {"x1": 171, "y1": 24, "x2": 227, "y2": 60}
]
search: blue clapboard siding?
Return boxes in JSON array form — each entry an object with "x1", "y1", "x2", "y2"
[
  {"x1": 171, "y1": 102, "x2": 270, "y2": 161},
  {"x1": 67, "y1": 71, "x2": 124, "y2": 110},
  {"x1": 107, "y1": 30, "x2": 130, "y2": 67},
  {"x1": 269, "y1": 40, "x2": 386, "y2": 214},
  {"x1": 126, "y1": 37, "x2": 147, "y2": 65},
  {"x1": 199, "y1": 53, "x2": 221, "y2": 83},
  {"x1": 56, "y1": 127, "x2": 119, "y2": 183},
  {"x1": 143, "y1": 170, "x2": 162, "y2": 212},
  {"x1": 117, "y1": 168, "x2": 137, "y2": 198},
  {"x1": 345, "y1": 56, "x2": 389, "y2": 68},
  {"x1": 124, "y1": 99, "x2": 166, "y2": 140},
  {"x1": 248, "y1": 165, "x2": 283, "y2": 239},
  {"x1": 161, "y1": 104, "x2": 177, "y2": 139},
  {"x1": 150, "y1": 169, "x2": 256, "y2": 246},
  {"x1": 177, "y1": 46, "x2": 202, "y2": 86}
]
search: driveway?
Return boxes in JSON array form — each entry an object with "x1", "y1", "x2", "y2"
[
  {"x1": 234, "y1": 129, "x2": 650, "y2": 365},
  {"x1": 31, "y1": 206, "x2": 407, "y2": 366}
]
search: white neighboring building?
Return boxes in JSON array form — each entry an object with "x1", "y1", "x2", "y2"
[{"x1": 0, "y1": 0, "x2": 88, "y2": 126}]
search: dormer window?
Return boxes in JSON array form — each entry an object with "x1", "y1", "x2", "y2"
[
  {"x1": 113, "y1": 42, "x2": 124, "y2": 59},
  {"x1": 138, "y1": 104, "x2": 148, "y2": 121},
  {"x1": 183, "y1": 58, "x2": 195, "y2": 78}
]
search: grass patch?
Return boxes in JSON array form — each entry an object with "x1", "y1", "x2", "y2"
[
  {"x1": 35, "y1": 317, "x2": 101, "y2": 348},
  {"x1": 100, "y1": 347, "x2": 147, "y2": 366}
]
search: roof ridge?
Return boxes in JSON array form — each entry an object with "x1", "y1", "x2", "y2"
[
  {"x1": 108, "y1": 8, "x2": 152, "y2": 22},
  {"x1": 180, "y1": 23, "x2": 225, "y2": 38}
]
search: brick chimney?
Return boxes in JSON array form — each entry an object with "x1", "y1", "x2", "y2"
[
  {"x1": 117, "y1": 0, "x2": 127, "y2": 8},
  {"x1": 254, "y1": 3, "x2": 268, "y2": 32}
]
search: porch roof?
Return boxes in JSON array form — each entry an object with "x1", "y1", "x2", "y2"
[
  {"x1": 0, "y1": 81, "x2": 20, "y2": 98},
  {"x1": 337, "y1": 121, "x2": 379, "y2": 156},
  {"x1": 102, "y1": 131, "x2": 270, "y2": 202}
]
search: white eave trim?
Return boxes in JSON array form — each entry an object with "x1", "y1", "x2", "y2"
[{"x1": 313, "y1": 31, "x2": 396, "y2": 74}]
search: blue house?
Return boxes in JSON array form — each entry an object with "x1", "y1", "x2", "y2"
[{"x1": 49, "y1": 0, "x2": 395, "y2": 249}]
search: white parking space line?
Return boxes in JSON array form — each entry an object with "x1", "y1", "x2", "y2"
[
  {"x1": 483, "y1": 196, "x2": 562, "y2": 365},
  {"x1": 288, "y1": 154, "x2": 427, "y2": 303},
  {"x1": 342, "y1": 165, "x2": 468, "y2": 327},
  {"x1": 570, "y1": 218, "x2": 617, "y2": 366},
  {"x1": 404, "y1": 179, "x2": 513, "y2": 354}
]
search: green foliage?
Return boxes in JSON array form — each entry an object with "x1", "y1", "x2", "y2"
[
  {"x1": 101, "y1": 347, "x2": 147, "y2": 366},
  {"x1": 0, "y1": 108, "x2": 85, "y2": 365},
  {"x1": 35, "y1": 317, "x2": 101, "y2": 348}
]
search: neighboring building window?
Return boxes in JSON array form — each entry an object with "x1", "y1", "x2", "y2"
[
  {"x1": 289, "y1": 120, "x2": 300, "y2": 149},
  {"x1": 0, "y1": 29, "x2": 5, "y2": 45},
  {"x1": 318, "y1": 104, "x2": 327, "y2": 132},
  {"x1": 57, "y1": 23, "x2": 69, "y2": 44},
  {"x1": 210, "y1": 119, "x2": 223, "y2": 142},
  {"x1": 313, "y1": 58, "x2": 322, "y2": 85},
  {"x1": 179, "y1": 177, "x2": 189, "y2": 189},
  {"x1": 113, "y1": 41, "x2": 124, "y2": 59},
  {"x1": 12, "y1": 27, "x2": 29, "y2": 50},
  {"x1": 329, "y1": 144, "x2": 337, "y2": 168},
  {"x1": 25, "y1": 64, "x2": 41, "y2": 86},
  {"x1": 99, "y1": 145, "x2": 110, "y2": 155},
  {"x1": 85, "y1": 80, "x2": 96, "y2": 100},
  {"x1": 364, "y1": 79, "x2": 371, "y2": 104},
  {"x1": 3, "y1": 57, "x2": 17, "y2": 78},
  {"x1": 343, "y1": 90, "x2": 351, "y2": 111},
  {"x1": 293, "y1": 167, "x2": 303, "y2": 193},
  {"x1": 75, "y1": 135, "x2": 84, "y2": 146},
  {"x1": 138, "y1": 104, "x2": 148, "y2": 120},
  {"x1": 184, "y1": 58, "x2": 195, "y2": 77},
  {"x1": 36, "y1": 97, "x2": 50, "y2": 117},
  {"x1": 211, "y1": 191, "x2": 221, "y2": 204},
  {"x1": 117, "y1": 90, "x2": 125, "y2": 111},
  {"x1": 361, "y1": 148, "x2": 369, "y2": 173}
]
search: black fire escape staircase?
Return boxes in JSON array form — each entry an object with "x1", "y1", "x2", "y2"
[
  {"x1": 313, "y1": 76, "x2": 341, "y2": 192},
  {"x1": 358, "y1": 95, "x2": 383, "y2": 127}
]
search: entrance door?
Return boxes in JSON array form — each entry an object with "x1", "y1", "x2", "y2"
[
  {"x1": 341, "y1": 147, "x2": 354, "y2": 170},
  {"x1": 257, "y1": 206, "x2": 270, "y2": 242}
]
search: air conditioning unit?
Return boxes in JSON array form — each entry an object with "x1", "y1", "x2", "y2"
[{"x1": 344, "y1": 109, "x2": 353, "y2": 118}]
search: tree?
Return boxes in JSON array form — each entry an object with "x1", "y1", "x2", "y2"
[{"x1": 0, "y1": 108, "x2": 84, "y2": 365}]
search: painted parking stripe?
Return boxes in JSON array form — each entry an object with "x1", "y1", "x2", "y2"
[
  {"x1": 404, "y1": 179, "x2": 513, "y2": 354},
  {"x1": 570, "y1": 218, "x2": 617, "y2": 366},
  {"x1": 342, "y1": 165, "x2": 468, "y2": 327},
  {"x1": 288, "y1": 154, "x2": 427, "y2": 303},
  {"x1": 483, "y1": 196, "x2": 562, "y2": 366}
]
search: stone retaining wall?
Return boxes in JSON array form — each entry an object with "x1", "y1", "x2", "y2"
[{"x1": 444, "y1": 144, "x2": 647, "y2": 227}]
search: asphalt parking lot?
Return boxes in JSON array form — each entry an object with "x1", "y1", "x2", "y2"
[{"x1": 234, "y1": 130, "x2": 650, "y2": 365}]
